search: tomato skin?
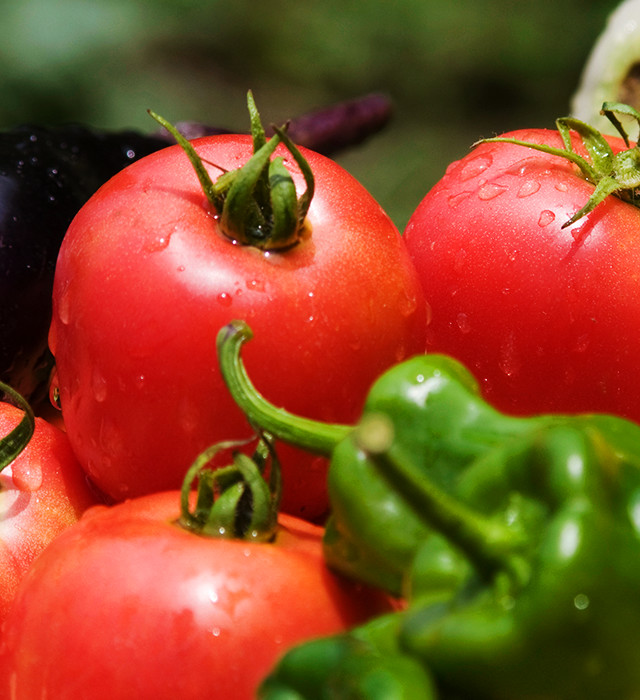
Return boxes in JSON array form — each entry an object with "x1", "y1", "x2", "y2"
[
  {"x1": 0, "y1": 404, "x2": 97, "y2": 622},
  {"x1": 0, "y1": 492, "x2": 396, "y2": 699},
  {"x1": 49, "y1": 135, "x2": 427, "y2": 518},
  {"x1": 404, "y1": 128, "x2": 640, "y2": 421}
]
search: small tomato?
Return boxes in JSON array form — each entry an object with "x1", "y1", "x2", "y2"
[{"x1": 0, "y1": 395, "x2": 97, "y2": 621}]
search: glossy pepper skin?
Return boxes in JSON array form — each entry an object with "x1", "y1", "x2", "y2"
[
  {"x1": 0, "y1": 124, "x2": 170, "y2": 401},
  {"x1": 217, "y1": 321, "x2": 640, "y2": 699},
  {"x1": 217, "y1": 320, "x2": 546, "y2": 594},
  {"x1": 259, "y1": 613, "x2": 438, "y2": 700}
]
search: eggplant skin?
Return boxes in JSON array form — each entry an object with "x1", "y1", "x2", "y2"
[{"x1": 0, "y1": 125, "x2": 170, "y2": 402}]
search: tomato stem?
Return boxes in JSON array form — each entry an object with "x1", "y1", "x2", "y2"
[
  {"x1": 149, "y1": 91, "x2": 315, "y2": 250},
  {"x1": 352, "y1": 412, "x2": 530, "y2": 590},
  {"x1": 216, "y1": 320, "x2": 352, "y2": 456},
  {"x1": 477, "y1": 101, "x2": 640, "y2": 227},
  {"x1": 178, "y1": 434, "x2": 282, "y2": 542}
]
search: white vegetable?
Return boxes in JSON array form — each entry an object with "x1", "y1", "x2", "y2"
[{"x1": 572, "y1": 0, "x2": 640, "y2": 134}]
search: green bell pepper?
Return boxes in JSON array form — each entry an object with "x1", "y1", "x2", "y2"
[{"x1": 218, "y1": 320, "x2": 640, "y2": 698}]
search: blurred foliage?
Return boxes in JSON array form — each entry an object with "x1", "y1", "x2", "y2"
[{"x1": 0, "y1": 0, "x2": 620, "y2": 228}]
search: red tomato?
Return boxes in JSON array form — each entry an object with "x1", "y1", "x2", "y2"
[
  {"x1": 49, "y1": 135, "x2": 427, "y2": 518},
  {"x1": 0, "y1": 491, "x2": 396, "y2": 699},
  {"x1": 0, "y1": 403, "x2": 97, "y2": 621},
  {"x1": 403, "y1": 127, "x2": 640, "y2": 421}
]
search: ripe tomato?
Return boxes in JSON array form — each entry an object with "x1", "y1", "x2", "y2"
[
  {"x1": 0, "y1": 491, "x2": 396, "y2": 699},
  {"x1": 403, "y1": 126, "x2": 640, "y2": 421},
  {"x1": 49, "y1": 133, "x2": 427, "y2": 518},
  {"x1": 0, "y1": 401, "x2": 97, "y2": 622}
]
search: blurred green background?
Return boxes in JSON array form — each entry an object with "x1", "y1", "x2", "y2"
[{"x1": 0, "y1": 0, "x2": 620, "y2": 229}]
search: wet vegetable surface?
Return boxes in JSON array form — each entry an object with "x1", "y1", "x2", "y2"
[{"x1": 0, "y1": 124, "x2": 169, "y2": 401}]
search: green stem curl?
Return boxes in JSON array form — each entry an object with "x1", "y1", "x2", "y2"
[
  {"x1": 353, "y1": 412, "x2": 530, "y2": 589},
  {"x1": 477, "y1": 101, "x2": 640, "y2": 228},
  {"x1": 216, "y1": 320, "x2": 351, "y2": 456}
]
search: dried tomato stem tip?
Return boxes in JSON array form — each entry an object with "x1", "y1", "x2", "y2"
[
  {"x1": 476, "y1": 101, "x2": 640, "y2": 228},
  {"x1": 149, "y1": 91, "x2": 315, "y2": 250}
]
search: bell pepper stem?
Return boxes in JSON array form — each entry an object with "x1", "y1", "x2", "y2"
[
  {"x1": 354, "y1": 412, "x2": 530, "y2": 587},
  {"x1": 216, "y1": 320, "x2": 352, "y2": 456}
]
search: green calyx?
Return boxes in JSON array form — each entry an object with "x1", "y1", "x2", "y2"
[
  {"x1": 478, "y1": 101, "x2": 640, "y2": 228},
  {"x1": 178, "y1": 433, "x2": 282, "y2": 542},
  {"x1": 149, "y1": 91, "x2": 314, "y2": 250},
  {"x1": 0, "y1": 381, "x2": 35, "y2": 472}
]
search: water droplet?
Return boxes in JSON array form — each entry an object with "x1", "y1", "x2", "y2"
[
  {"x1": 12, "y1": 460, "x2": 43, "y2": 492},
  {"x1": 538, "y1": 210, "x2": 555, "y2": 227},
  {"x1": 555, "y1": 182, "x2": 569, "y2": 192},
  {"x1": 517, "y1": 179, "x2": 541, "y2": 198},
  {"x1": 92, "y1": 370, "x2": 108, "y2": 402},
  {"x1": 99, "y1": 419, "x2": 124, "y2": 463},
  {"x1": 574, "y1": 593, "x2": 590, "y2": 610},
  {"x1": 212, "y1": 627, "x2": 221, "y2": 637},
  {"x1": 217, "y1": 292, "x2": 233, "y2": 307},
  {"x1": 456, "y1": 313, "x2": 471, "y2": 333},
  {"x1": 573, "y1": 334, "x2": 590, "y2": 353},
  {"x1": 57, "y1": 288, "x2": 72, "y2": 325},
  {"x1": 448, "y1": 190, "x2": 472, "y2": 208},
  {"x1": 394, "y1": 343, "x2": 407, "y2": 363},
  {"x1": 145, "y1": 234, "x2": 171, "y2": 253},
  {"x1": 178, "y1": 398, "x2": 200, "y2": 436},
  {"x1": 454, "y1": 249, "x2": 467, "y2": 272},
  {"x1": 398, "y1": 292, "x2": 418, "y2": 317},
  {"x1": 49, "y1": 371, "x2": 62, "y2": 410},
  {"x1": 499, "y1": 332, "x2": 520, "y2": 378},
  {"x1": 478, "y1": 182, "x2": 508, "y2": 200},
  {"x1": 569, "y1": 220, "x2": 591, "y2": 245},
  {"x1": 459, "y1": 154, "x2": 493, "y2": 181},
  {"x1": 246, "y1": 278, "x2": 265, "y2": 292}
]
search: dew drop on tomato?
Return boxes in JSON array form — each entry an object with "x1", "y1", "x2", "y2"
[
  {"x1": 456, "y1": 313, "x2": 471, "y2": 334},
  {"x1": 478, "y1": 182, "x2": 508, "y2": 201},
  {"x1": 458, "y1": 154, "x2": 493, "y2": 181},
  {"x1": 448, "y1": 190, "x2": 472, "y2": 208},
  {"x1": 517, "y1": 179, "x2": 541, "y2": 198},
  {"x1": 91, "y1": 370, "x2": 108, "y2": 403},
  {"x1": 57, "y1": 288, "x2": 72, "y2": 326},
  {"x1": 538, "y1": 210, "x2": 555, "y2": 227},
  {"x1": 49, "y1": 370, "x2": 61, "y2": 410},
  {"x1": 11, "y1": 461, "x2": 43, "y2": 492}
]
